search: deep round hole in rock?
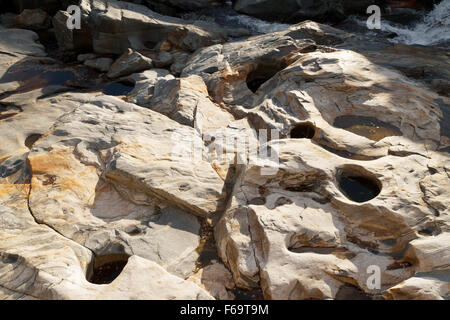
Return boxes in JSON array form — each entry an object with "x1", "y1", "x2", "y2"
[
  {"x1": 88, "y1": 254, "x2": 130, "y2": 285},
  {"x1": 337, "y1": 169, "x2": 381, "y2": 203},
  {"x1": 290, "y1": 122, "x2": 316, "y2": 139},
  {"x1": 246, "y1": 63, "x2": 287, "y2": 93}
]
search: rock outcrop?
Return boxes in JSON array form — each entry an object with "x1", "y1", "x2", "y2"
[
  {"x1": 0, "y1": 6, "x2": 448, "y2": 300},
  {"x1": 53, "y1": 0, "x2": 225, "y2": 55}
]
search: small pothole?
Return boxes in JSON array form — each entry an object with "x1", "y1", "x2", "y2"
[
  {"x1": 25, "y1": 133, "x2": 43, "y2": 149},
  {"x1": 246, "y1": 63, "x2": 287, "y2": 93},
  {"x1": 337, "y1": 167, "x2": 381, "y2": 203},
  {"x1": 333, "y1": 115, "x2": 402, "y2": 141},
  {"x1": 88, "y1": 254, "x2": 130, "y2": 285},
  {"x1": 290, "y1": 122, "x2": 316, "y2": 139}
]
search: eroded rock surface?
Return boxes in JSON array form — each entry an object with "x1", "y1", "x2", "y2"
[
  {"x1": 54, "y1": 0, "x2": 225, "y2": 55},
  {"x1": 0, "y1": 11, "x2": 448, "y2": 301}
]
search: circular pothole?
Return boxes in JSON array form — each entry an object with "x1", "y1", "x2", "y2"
[
  {"x1": 88, "y1": 254, "x2": 130, "y2": 285},
  {"x1": 290, "y1": 122, "x2": 316, "y2": 139},
  {"x1": 337, "y1": 168, "x2": 381, "y2": 203},
  {"x1": 246, "y1": 63, "x2": 287, "y2": 93}
]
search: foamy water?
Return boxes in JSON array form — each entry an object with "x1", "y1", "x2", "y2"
[
  {"x1": 352, "y1": 0, "x2": 450, "y2": 46},
  {"x1": 382, "y1": 0, "x2": 450, "y2": 46}
]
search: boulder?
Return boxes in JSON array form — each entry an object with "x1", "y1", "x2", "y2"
[
  {"x1": 84, "y1": 57, "x2": 114, "y2": 72},
  {"x1": 0, "y1": 9, "x2": 50, "y2": 30},
  {"x1": 107, "y1": 49, "x2": 153, "y2": 78},
  {"x1": 53, "y1": 0, "x2": 225, "y2": 55}
]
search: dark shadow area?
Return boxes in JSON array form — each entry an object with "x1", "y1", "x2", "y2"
[
  {"x1": 337, "y1": 167, "x2": 381, "y2": 203},
  {"x1": 103, "y1": 81, "x2": 135, "y2": 96},
  {"x1": 246, "y1": 62, "x2": 287, "y2": 93},
  {"x1": 88, "y1": 253, "x2": 130, "y2": 285},
  {"x1": 290, "y1": 122, "x2": 316, "y2": 139},
  {"x1": 24, "y1": 133, "x2": 42, "y2": 149}
]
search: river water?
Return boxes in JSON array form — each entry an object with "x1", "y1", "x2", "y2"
[{"x1": 185, "y1": 0, "x2": 450, "y2": 48}]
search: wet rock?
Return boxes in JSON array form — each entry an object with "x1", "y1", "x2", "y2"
[
  {"x1": 84, "y1": 57, "x2": 114, "y2": 73},
  {"x1": 107, "y1": 49, "x2": 153, "y2": 78}
]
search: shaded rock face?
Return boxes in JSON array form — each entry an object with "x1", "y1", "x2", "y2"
[{"x1": 53, "y1": 0, "x2": 225, "y2": 55}]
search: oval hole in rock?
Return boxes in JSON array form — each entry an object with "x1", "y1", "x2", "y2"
[
  {"x1": 88, "y1": 253, "x2": 130, "y2": 285},
  {"x1": 246, "y1": 63, "x2": 287, "y2": 93},
  {"x1": 102, "y1": 82, "x2": 134, "y2": 96},
  {"x1": 333, "y1": 115, "x2": 402, "y2": 141},
  {"x1": 25, "y1": 134, "x2": 43, "y2": 149},
  {"x1": 337, "y1": 168, "x2": 381, "y2": 203},
  {"x1": 290, "y1": 122, "x2": 316, "y2": 139}
]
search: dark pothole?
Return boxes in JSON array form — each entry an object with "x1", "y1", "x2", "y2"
[
  {"x1": 24, "y1": 133, "x2": 43, "y2": 149},
  {"x1": 102, "y1": 82, "x2": 134, "y2": 96},
  {"x1": 88, "y1": 254, "x2": 130, "y2": 285},
  {"x1": 333, "y1": 115, "x2": 402, "y2": 141},
  {"x1": 290, "y1": 122, "x2": 316, "y2": 139},
  {"x1": 246, "y1": 63, "x2": 287, "y2": 93},
  {"x1": 337, "y1": 167, "x2": 381, "y2": 203}
]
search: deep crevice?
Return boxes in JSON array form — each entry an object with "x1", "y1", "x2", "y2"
[
  {"x1": 290, "y1": 122, "x2": 316, "y2": 139},
  {"x1": 246, "y1": 63, "x2": 287, "y2": 93},
  {"x1": 87, "y1": 254, "x2": 130, "y2": 285}
]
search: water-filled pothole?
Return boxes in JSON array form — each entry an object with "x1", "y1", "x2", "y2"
[
  {"x1": 290, "y1": 122, "x2": 316, "y2": 139},
  {"x1": 333, "y1": 115, "x2": 402, "y2": 141},
  {"x1": 246, "y1": 63, "x2": 287, "y2": 93},
  {"x1": 88, "y1": 254, "x2": 130, "y2": 285},
  {"x1": 102, "y1": 82, "x2": 134, "y2": 96},
  {"x1": 24, "y1": 133, "x2": 43, "y2": 149},
  {"x1": 337, "y1": 168, "x2": 381, "y2": 203},
  {"x1": 0, "y1": 59, "x2": 102, "y2": 99}
]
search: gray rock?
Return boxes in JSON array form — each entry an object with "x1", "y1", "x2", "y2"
[
  {"x1": 53, "y1": 0, "x2": 225, "y2": 55},
  {"x1": 77, "y1": 53, "x2": 98, "y2": 62},
  {"x1": 153, "y1": 51, "x2": 174, "y2": 68},
  {"x1": 107, "y1": 49, "x2": 153, "y2": 78},
  {"x1": 84, "y1": 57, "x2": 114, "y2": 73}
]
